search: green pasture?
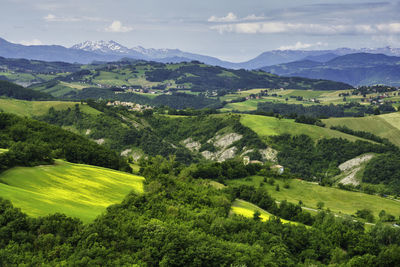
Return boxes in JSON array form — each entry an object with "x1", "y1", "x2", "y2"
[
  {"x1": 323, "y1": 112, "x2": 400, "y2": 146},
  {"x1": 240, "y1": 114, "x2": 368, "y2": 142},
  {"x1": 0, "y1": 160, "x2": 145, "y2": 222},
  {"x1": 228, "y1": 176, "x2": 400, "y2": 219},
  {"x1": 0, "y1": 99, "x2": 101, "y2": 117}
]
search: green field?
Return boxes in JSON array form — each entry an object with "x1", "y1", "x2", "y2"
[
  {"x1": 324, "y1": 112, "x2": 400, "y2": 146},
  {"x1": 231, "y1": 199, "x2": 299, "y2": 226},
  {"x1": 240, "y1": 114, "x2": 369, "y2": 142},
  {"x1": 0, "y1": 99, "x2": 101, "y2": 117},
  {"x1": 0, "y1": 160, "x2": 145, "y2": 222},
  {"x1": 228, "y1": 176, "x2": 400, "y2": 219}
]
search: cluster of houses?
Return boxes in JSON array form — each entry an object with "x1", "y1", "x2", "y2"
[
  {"x1": 361, "y1": 93, "x2": 398, "y2": 105},
  {"x1": 106, "y1": 101, "x2": 153, "y2": 112}
]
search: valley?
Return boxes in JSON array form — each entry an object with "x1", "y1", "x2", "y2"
[{"x1": 0, "y1": 41, "x2": 400, "y2": 266}]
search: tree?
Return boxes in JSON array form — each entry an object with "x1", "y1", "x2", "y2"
[
  {"x1": 253, "y1": 210, "x2": 261, "y2": 221},
  {"x1": 317, "y1": 201, "x2": 325, "y2": 210}
]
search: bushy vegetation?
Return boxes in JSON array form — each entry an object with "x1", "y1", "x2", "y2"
[
  {"x1": 270, "y1": 134, "x2": 393, "y2": 180},
  {"x1": 257, "y1": 101, "x2": 377, "y2": 118},
  {"x1": 330, "y1": 125, "x2": 394, "y2": 145},
  {"x1": 37, "y1": 104, "x2": 265, "y2": 163},
  {"x1": 1, "y1": 156, "x2": 400, "y2": 266},
  {"x1": 227, "y1": 185, "x2": 314, "y2": 225},
  {"x1": 0, "y1": 112, "x2": 131, "y2": 172},
  {"x1": 363, "y1": 153, "x2": 400, "y2": 194}
]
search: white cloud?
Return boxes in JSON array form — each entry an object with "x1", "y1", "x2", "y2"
[
  {"x1": 104, "y1": 21, "x2": 133, "y2": 33},
  {"x1": 208, "y1": 12, "x2": 237, "y2": 22},
  {"x1": 278, "y1": 41, "x2": 327, "y2": 50},
  {"x1": 43, "y1": 14, "x2": 104, "y2": 22},
  {"x1": 19, "y1": 39, "x2": 43, "y2": 46},
  {"x1": 208, "y1": 13, "x2": 266, "y2": 23},
  {"x1": 210, "y1": 21, "x2": 400, "y2": 35},
  {"x1": 376, "y1": 23, "x2": 400, "y2": 33}
]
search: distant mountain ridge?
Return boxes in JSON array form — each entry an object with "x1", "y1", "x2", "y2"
[
  {"x1": 2, "y1": 37, "x2": 400, "y2": 69},
  {"x1": 262, "y1": 53, "x2": 400, "y2": 86}
]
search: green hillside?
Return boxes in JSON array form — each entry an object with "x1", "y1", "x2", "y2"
[
  {"x1": 0, "y1": 98, "x2": 100, "y2": 117},
  {"x1": 0, "y1": 160, "x2": 144, "y2": 222},
  {"x1": 323, "y1": 112, "x2": 400, "y2": 146},
  {"x1": 231, "y1": 199, "x2": 299, "y2": 226},
  {"x1": 227, "y1": 176, "x2": 400, "y2": 219},
  {"x1": 240, "y1": 114, "x2": 369, "y2": 142}
]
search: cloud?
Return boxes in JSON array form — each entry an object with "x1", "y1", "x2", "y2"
[
  {"x1": 43, "y1": 14, "x2": 104, "y2": 22},
  {"x1": 278, "y1": 41, "x2": 327, "y2": 50},
  {"x1": 208, "y1": 12, "x2": 266, "y2": 23},
  {"x1": 208, "y1": 12, "x2": 237, "y2": 23},
  {"x1": 104, "y1": 21, "x2": 133, "y2": 33},
  {"x1": 18, "y1": 39, "x2": 43, "y2": 46},
  {"x1": 376, "y1": 23, "x2": 400, "y2": 33},
  {"x1": 210, "y1": 21, "x2": 400, "y2": 35}
]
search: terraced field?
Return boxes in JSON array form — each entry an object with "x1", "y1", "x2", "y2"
[
  {"x1": 240, "y1": 114, "x2": 369, "y2": 142},
  {"x1": 0, "y1": 160, "x2": 145, "y2": 222},
  {"x1": 324, "y1": 112, "x2": 400, "y2": 146},
  {"x1": 0, "y1": 99, "x2": 101, "y2": 117},
  {"x1": 228, "y1": 176, "x2": 400, "y2": 219}
]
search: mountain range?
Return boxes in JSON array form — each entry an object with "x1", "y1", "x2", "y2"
[
  {"x1": 261, "y1": 53, "x2": 400, "y2": 86},
  {"x1": 2, "y1": 37, "x2": 400, "y2": 70}
]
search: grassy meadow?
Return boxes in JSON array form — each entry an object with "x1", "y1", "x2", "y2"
[
  {"x1": 0, "y1": 99, "x2": 101, "y2": 117},
  {"x1": 240, "y1": 114, "x2": 369, "y2": 142},
  {"x1": 227, "y1": 176, "x2": 400, "y2": 219},
  {"x1": 0, "y1": 160, "x2": 145, "y2": 222},
  {"x1": 324, "y1": 112, "x2": 400, "y2": 146}
]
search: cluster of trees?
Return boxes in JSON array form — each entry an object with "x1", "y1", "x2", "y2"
[
  {"x1": 257, "y1": 102, "x2": 377, "y2": 118},
  {"x1": 191, "y1": 159, "x2": 262, "y2": 182},
  {"x1": 0, "y1": 112, "x2": 131, "y2": 172},
  {"x1": 2, "y1": 156, "x2": 400, "y2": 266},
  {"x1": 363, "y1": 153, "x2": 400, "y2": 194},
  {"x1": 295, "y1": 115, "x2": 325, "y2": 127},
  {"x1": 0, "y1": 80, "x2": 53, "y2": 100},
  {"x1": 330, "y1": 125, "x2": 394, "y2": 145},
  {"x1": 227, "y1": 185, "x2": 314, "y2": 225},
  {"x1": 270, "y1": 134, "x2": 393, "y2": 180}
]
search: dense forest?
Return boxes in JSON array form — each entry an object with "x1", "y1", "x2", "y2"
[
  {"x1": 0, "y1": 112, "x2": 131, "y2": 172},
  {"x1": 1, "y1": 156, "x2": 400, "y2": 266}
]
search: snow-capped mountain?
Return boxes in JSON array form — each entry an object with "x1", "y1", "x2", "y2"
[
  {"x1": 131, "y1": 46, "x2": 184, "y2": 59},
  {"x1": 71, "y1": 40, "x2": 132, "y2": 55}
]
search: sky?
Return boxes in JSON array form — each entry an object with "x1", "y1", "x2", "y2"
[{"x1": 2, "y1": 0, "x2": 400, "y2": 62}]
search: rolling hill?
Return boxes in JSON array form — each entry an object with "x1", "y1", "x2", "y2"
[
  {"x1": 262, "y1": 53, "x2": 400, "y2": 86},
  {"x1": 228, "y1": 176, "x2": 400, "y2": 219},
  {"x1": 239, "y1": 114, "x2": 371, "y2": 142},
  {"x1": 29, "y1": 61, "x2": 352, "y2": 103},
  {"x1": 0, "y1": 160, "x2": 144, "y2": 222},
  {"x1": 323, "y1": 112, "x2": 400, "y2": 146}
]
